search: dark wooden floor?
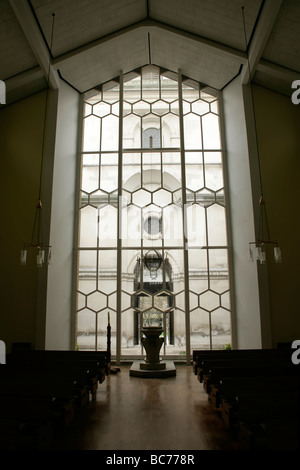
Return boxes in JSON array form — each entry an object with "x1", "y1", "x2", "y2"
[{"x1": 54, "y1": 364, "x2": 236, "y2": 451}]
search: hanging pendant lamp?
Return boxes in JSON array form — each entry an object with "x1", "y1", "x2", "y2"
[
  {"x1": 20, "y1": 13, "x2": 56, "y2": 268},
  {"x1": 241, "y1": 6, "x2": 282, "y2": 265}
]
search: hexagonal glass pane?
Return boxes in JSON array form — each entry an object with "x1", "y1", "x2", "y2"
[
  {"x1": 87, "y1": 291, "x2": 107, "y2": 313},
  {"x1": 199, "y1": 290, "x2": 220, "y2": 312},
  {"x1": 89, "y1": 189, "x2": 109, "y2": 208},
  {"x1": 153, "y1": 189, "x2": 172, "y2": 207},
  {"x1": 132, "y1": 100, "x2": 150, "y2": 117},
  {"x1": 195, "y1": 188, "x2": 215, "y2": 207},
  {"x1": 152, "y1": 100, "x2": 170, "y2": 116},
  {"x1": 93, "y1": 101, "x2": 110, "y2": 118},
  {"x1": 132, "y1": 189, "x2": 152, "y2": 207},
  {"x1": 192, "y1": 100, "x2": 210, "y2": 116}
]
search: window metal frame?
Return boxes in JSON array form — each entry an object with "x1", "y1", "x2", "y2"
[{"x1": 74, "y1": 66, "x2": 234, "y2": 364}]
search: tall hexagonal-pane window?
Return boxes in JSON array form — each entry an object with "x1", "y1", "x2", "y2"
[{"x1": 75, "y1": 66, "x2": 232, "y2": 359}]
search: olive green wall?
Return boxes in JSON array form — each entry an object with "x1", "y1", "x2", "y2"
[
  {"x1": 253, "y1": 85, "x2": 300, "y2": 346},
  {"x1": 0, "y1": 91, "x2": 46, "y2": 352}
]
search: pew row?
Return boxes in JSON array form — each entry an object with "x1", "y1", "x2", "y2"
[
  {"x1": 192, "y1": 348, "x2": 300, "y2": 450},
  {"x1": 0, "y1": 347, "x2": 111, "y2": 450}
]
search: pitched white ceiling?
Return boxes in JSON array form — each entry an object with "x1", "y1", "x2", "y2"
[{"x1": 1, "y1": 0, "x2": 300, "y2": 105}]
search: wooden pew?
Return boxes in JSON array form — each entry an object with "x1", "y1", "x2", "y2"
[
  {"x1": 193, "y1": 348, "x2": 292, "y2": 381},
  {"x1": 11, "y1": 349, "x2": 109, "y2": 379},
  {"x1": 210, "y1": 374, "x2": 300, "y2": 409},
  {"x1": 0, "y1": 347, "x2": 111, "y2": 449},
  {"x1": 192, "y1": 347, "x2": 300, "y2": 449},
  {"x1": 202, "y1": 360, "x2": 295, "y2": 394}
]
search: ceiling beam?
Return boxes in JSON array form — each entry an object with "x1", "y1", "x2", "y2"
[
  {"x1": 9, "y1": 0, "x2": 59, "y2": 90},
  {"x1": 52, "y1": 18, "x2": 247, "y2": 70},
  {"x1": 6, "y1": 66, "x2": 44, "y2": 93},
  {"x1": 241, "y1": 0, "x2": 284, "y2": 84},
  {"x1": 256, "y1": 59, "x2": 299, "y2": 85}
]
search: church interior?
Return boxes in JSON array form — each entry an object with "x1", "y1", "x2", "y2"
[{"x1": 1, "y1": 0, "x2": 300, "y2": 452}]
